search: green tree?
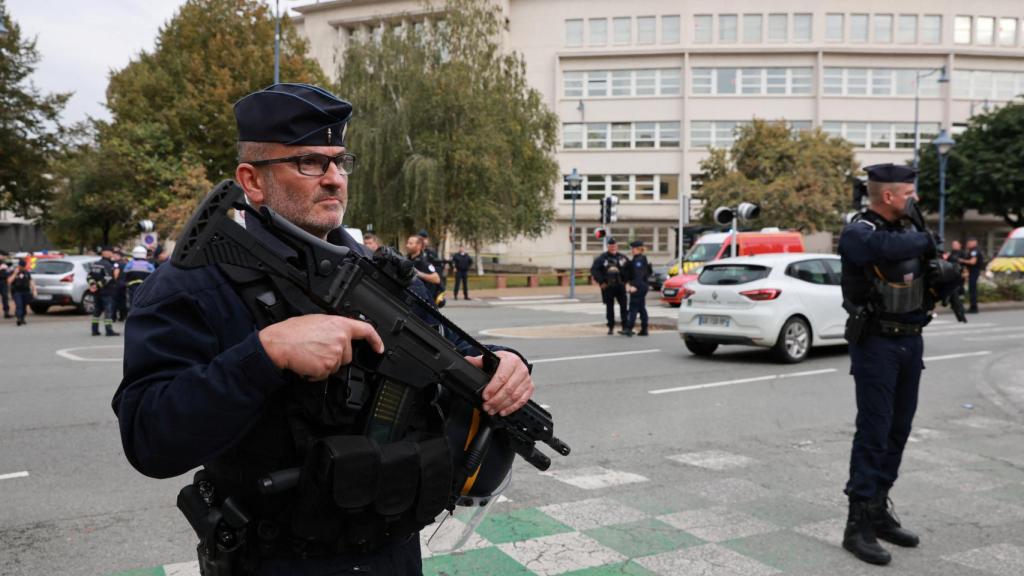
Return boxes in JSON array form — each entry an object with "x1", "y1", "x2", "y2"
[
  {"x1": 917, "y1": 101, "x2": 1024, "y2": 227},
  {"x1": 339, "y1": 0, "x2": 560, "y2": 252},
  {"x1": 0, "y1": 1, "x2": 70, "y2": 219},
  {"x1": 697, "y1": 120, "x2": 858, "y2": 232},
  {"x1": 51, "y1": 0, "x2": 325, "y2": 244}
]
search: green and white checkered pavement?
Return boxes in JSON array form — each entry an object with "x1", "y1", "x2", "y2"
[{"x1": 112, "y1": 414, "x2": 1024, "y2": 576}]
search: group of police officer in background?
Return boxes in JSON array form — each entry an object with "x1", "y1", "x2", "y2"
[
  {"x1": 590, "y1": 238, "x2": 653, "y2": 337},
  {"x1": 86, "y1": 245, "x2": 156, "y2": 336}
]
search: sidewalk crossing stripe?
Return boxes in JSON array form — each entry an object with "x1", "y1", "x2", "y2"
[{"x1": 0, "y1": 471, "x2": 29, "y2": 481}]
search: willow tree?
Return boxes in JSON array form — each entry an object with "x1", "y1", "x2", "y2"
[
  {"x1": 338, "y1": 0, "x2": 559, "y2": 253},
  {"x1": 697, "y1": 120, "x2": 858, "y2": 233}
]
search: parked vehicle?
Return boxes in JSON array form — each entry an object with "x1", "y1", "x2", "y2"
[
  {"x1": 677, "y1": 253, "x2": 847, "y2": 363},
  {"x1": 986, "y1": 227, "x2": 1024, "y2": 278},
  {"x1": 647, "y1": 261, "x2": 674, "y2": 291},
  {"x1": 662, "y1": 230, "x2": 805, "y2": 306},
  {"x1": 30, "y1": 256, "x2": 100, "y2": 314}
]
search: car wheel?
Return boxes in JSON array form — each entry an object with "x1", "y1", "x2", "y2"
[
  {"x1": 685, "y1": 339, "x2": 718, "y2": 357},
  {"x1": 80, "y1": 292, "x2": 96, "y2": 315},
  {"x1": 29, "y1": 303, "x2": 50, "y2": 315},
  {"x1": 774, "y1": 316, "x2": 811, "y2": 363}
]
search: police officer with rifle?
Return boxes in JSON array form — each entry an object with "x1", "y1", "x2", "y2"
[
  {"x1": 839, "y1": 164, "x2": 964, "y2": 566},
  {"x1": 112, "y1": 84, "x2": 568, "y2": 576}
]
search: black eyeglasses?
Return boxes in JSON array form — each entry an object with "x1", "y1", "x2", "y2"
[{"x1": 247, "y1": 152, "x2": 357, "y2": 177}]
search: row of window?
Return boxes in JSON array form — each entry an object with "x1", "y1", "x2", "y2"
[
  {"x1": 566, "y1": 13, "x2": 1024, "y2": 47},
  {"x1": 823, "y1": 68, "x2": 944, "y2": 97},
  {"x1": 692, "y1": 67, "x2": 813, "y2": 96},
  {"x1": 572, "y1": 225, "x2": 675, "y2": 253},
  {"x1": 562, "y1": 122, "x2": 681, "y2": 150},
  {"x1": 564, "y1": 69, "x2": 681, "y2": 98},
  {"x1": 952, "y1": 70, "x2": 1024, "y2": 101},
  {"x1": 561, "y1": 174, "x2": 679, "y2": 202},
  {"x1": 824, "y1": 14, "x2": 942, "y2": 44},
  {"x1": 565, "y1": 16, "x2": 679, "y2": 47},
  {"x1": 561, "y1": 121, "x2": 945, "y2": 151},
  {"x1": 562, "y1": 67, "x2": 1023, "y2": 100},
  {"x1": 954, "y1": 16, "x2": 1020, "y2": 46}
]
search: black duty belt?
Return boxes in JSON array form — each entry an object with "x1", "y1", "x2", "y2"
[{"x1": 870, "y1": 320, "x2": 923, "y2": 337}]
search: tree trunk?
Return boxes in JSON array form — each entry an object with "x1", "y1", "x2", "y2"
[{"x1": 474, "y1": 241, "x2": 483, "y2": 275}]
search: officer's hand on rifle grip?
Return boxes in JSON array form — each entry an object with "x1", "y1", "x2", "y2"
[
  {"x1": 258, "y1": 314, "x2": 385, "y2": 381},
  {"x1": 466, "y1": 351, "x2": 534, "y2": 417}
]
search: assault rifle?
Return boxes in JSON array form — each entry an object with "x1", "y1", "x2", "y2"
[
  {"x1": 905, "y1": 198, "x2": 967, "y2": 323},
  {"x1": 172, "y1": 181, "x2": 571, "y2": 475}
]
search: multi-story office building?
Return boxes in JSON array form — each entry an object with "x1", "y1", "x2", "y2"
[{"x1": 293, "y1": 1, "x2": 1024, "y2": 265}]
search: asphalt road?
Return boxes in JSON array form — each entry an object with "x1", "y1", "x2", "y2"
[{"x1": 0, "y1": 301, "x2": 1022, "y2": 576}]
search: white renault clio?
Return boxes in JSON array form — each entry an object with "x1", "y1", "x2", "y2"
[{"x1": 677, "y1": 253, "x2": 848, "y2": 363}]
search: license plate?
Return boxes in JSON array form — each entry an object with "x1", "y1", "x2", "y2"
[
  {"x1": 663, "y1": 289, "x2": 678, "y2": 297},
  {"x1": 698, "y1": 315, "x2": 730, "y2": 327},
  {"x1": 33, "y1": 294, "x2": 52, "y2": 301}
]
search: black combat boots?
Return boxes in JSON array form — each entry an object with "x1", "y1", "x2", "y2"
[
  {"x1": 843, "y1": 500, "x2": 892, "y2": 565},
  {"x1": 868, "y1": 491, "x2": 920, "y2": 548}
]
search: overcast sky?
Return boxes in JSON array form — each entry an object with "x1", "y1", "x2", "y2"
[{"x1": 8, "y1": 0, "x2": 296, "y2": 125}]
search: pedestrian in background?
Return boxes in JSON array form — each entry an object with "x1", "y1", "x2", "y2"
[
  {"x1": 363, "y1": 232, "x2": 382, "y2": 254},
  {"x1": 122, "y1": 246, "x2": 156, "y2": 309},
  {"x1": 451, "y1": 245, "x2": 473, "y2": 300},
  {"x1": 0, "y1": 252, "x2": 11, "y2": 319},
  {"x1": 406, "y1": 234, "x2": 442, "y2": 303},
  {"x1": 623, "y1": 240, "x2": 652, "y2": 337},
  {"x1": 945, "y1": 240, "x2": 966, "y2": 295},
  {"x1": 7, "y1": 258, "x2": 36, "y2": 326},
  {"x1": 590, "y1": 238, "x2": 630, "y2": 335},
  {"x1": 87, "y1": 246, "x2": 121, "y2": 336},
  {"x1": 959, "y1": 237, "x2": 985, "y2": 313}
]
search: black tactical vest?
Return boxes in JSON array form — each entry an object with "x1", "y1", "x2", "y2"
[{"x1": 841, "y1": 211, "x2": 926, "y2": 317}]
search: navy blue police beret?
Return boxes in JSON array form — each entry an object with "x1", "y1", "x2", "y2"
[
  {"x1": 630, "y1": 240, "x2": 644, "y2": 248},
  {"x1": 865, "y1": 163, "x2": 916, "y2": 184},
  {"x1": 607, "y1": 238, "x2": 617, "y2": 245},
  {"x1": 233, "y1": 83, "x2": 353, "y2": 146},
  {"x1": 418, "y1": 229, "x2": 430, "y2": 238}
]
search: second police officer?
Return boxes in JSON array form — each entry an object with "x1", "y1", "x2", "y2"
[
  {"x1": 623, "y1": 240, "x2": 652, "y2": 337},
  {"x1": 590, "y1": 238, "x2": 630, "y2": 335},
  {"x1": 839, "y1": 164, "x2": 939, "y2": 566}
]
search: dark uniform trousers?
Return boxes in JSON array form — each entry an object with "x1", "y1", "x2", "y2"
[
  {"x1": 453, "y1": 270, "x2": 469, "y2": 299},
  {"x1": 846, "y1": 333, "x2": 924, "y2": 501},
  {"x1": 602, "y1": 285, "x2": 628, "y2": 329},
  {"x1": 626, "y1": 287, "x2": 648, "y2": 332}
]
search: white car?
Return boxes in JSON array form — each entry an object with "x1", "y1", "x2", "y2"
[{"x1": 677, "y1": 253, "x2": 847, "y2": 363}]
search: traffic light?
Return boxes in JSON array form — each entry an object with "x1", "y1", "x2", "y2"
[
  {"x1": 599, "y1": 198, "x2": 606, "y2": 224},
  {"x1": 605, "y1": 196, "x2": 619, "y2": 223},
  {"x1": 594, "y1": 227, "x2": 607, "y2": 239}
]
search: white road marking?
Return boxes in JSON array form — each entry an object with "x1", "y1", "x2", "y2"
[
  {"x1": 55, "y1": 345, "x2": 123, "y2": 362},
  {"x1": 966, "y1": 332, "x2": 1024, "y2": 342},
  {"x1": 531, "y1": 349, "x2": 662, "y2": 364},
  {"x1": 498, "y1": 295, "x2": 576, "y2": 301},
  {"x1": 539, "y1": 466, "x2": 649, "y2": 490},
  {"x1": 0, "y1": 471, "x2": 30, "y2": 481},
  {"x1": 491, "y1": 299, "x2": 581, "y2": 306},
  {"x1": 923, "y1": 351, "x2": 992, "y2": 362},
  {"x1": 649, "y1": 368, "x2": 837, "y2": 395}
]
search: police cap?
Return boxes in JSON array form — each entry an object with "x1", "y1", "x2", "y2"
[
  {"x1": 607, "y1": 238, "x2": 617, "y2": 245},
  {"x1": 234, "y1": 83, "x2": 353, "y2": 146},
  {"x1": 629, "y1": 240, "x2": 644, "y2": 248},
  {"x1": 418, "y1": 229, "x2": 430, "y2": 238},
  {"x1": 865, "y1": 163, "x2": 916, "y2": 184}
]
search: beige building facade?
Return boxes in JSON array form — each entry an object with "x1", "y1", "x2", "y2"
[{"x1": 293, "y1": 0, "x2": 1024, "y2": 267}]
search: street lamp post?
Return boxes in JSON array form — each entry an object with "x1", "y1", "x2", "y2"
[
  {"x1": 913, "y1": 66, "x2": 949, "y2": 190},
  {"x1": 565, "y1": 169, "x2": 582, "y2": 299},
  {"x1": 932, "y1": 129, "x2": 956, "y2": 241}
]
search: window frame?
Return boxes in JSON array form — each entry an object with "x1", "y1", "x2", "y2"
[
  {"x1": 874, "y1": 14, "x2": 894, "y2": 43},
  {"x1": 662, "y1": 15, "x2": 681, "y2": 44},
  {"x1": 793, "y1": 13, "x2": 813, "y2": 42},
  {"x1": 826, "y1": 13, "x2": 844, "y2": 42},
  {"x1": 767, "y1": 13, "x2": 788, "y2": 42},
  {"x1": 565, "y1": 19, "x2": 583, "y2": 47},
  {"x1": 589, "y1": 18, "x2": 608, "y2": 46},
  {"x1": 897, "y1": 14, "x2": 918, "y2": 43},
  {"x1": 637, "y1": 15, "x2": 657, "y2": 44},
  {"x1": 742, "y1": 14, "x2": 763, "y2": 43},
  {"x1": 613, "y1": 17, "x2": 632, "y2": 45},
  {"x1": 719, "y1": 14, "x2": 738, "y2": 43}
]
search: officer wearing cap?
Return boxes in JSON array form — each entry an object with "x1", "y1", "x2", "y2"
[
  {"x1": 88, "y1": 246, "x2": 121, "y2": 336},
  {"x1": 590, "y1": 238, "x2": 631, "y2": 335},
  {"x1": 623, "y1": 240, "x2": 652, "y2": 337},
  {"x1": 838, "y1": 163, "x2": 935, "y2": 566},
  {"x1": 112, "y1": 84, "x2": 534, "y2": 575}
]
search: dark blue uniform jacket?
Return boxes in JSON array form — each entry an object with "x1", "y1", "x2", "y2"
[
  {"x1": 838, "y1": 210, "x2": 933, "y2": 325},
  {"x1": 112, "y1": 219, "x2": 499, "y2": 480}
]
